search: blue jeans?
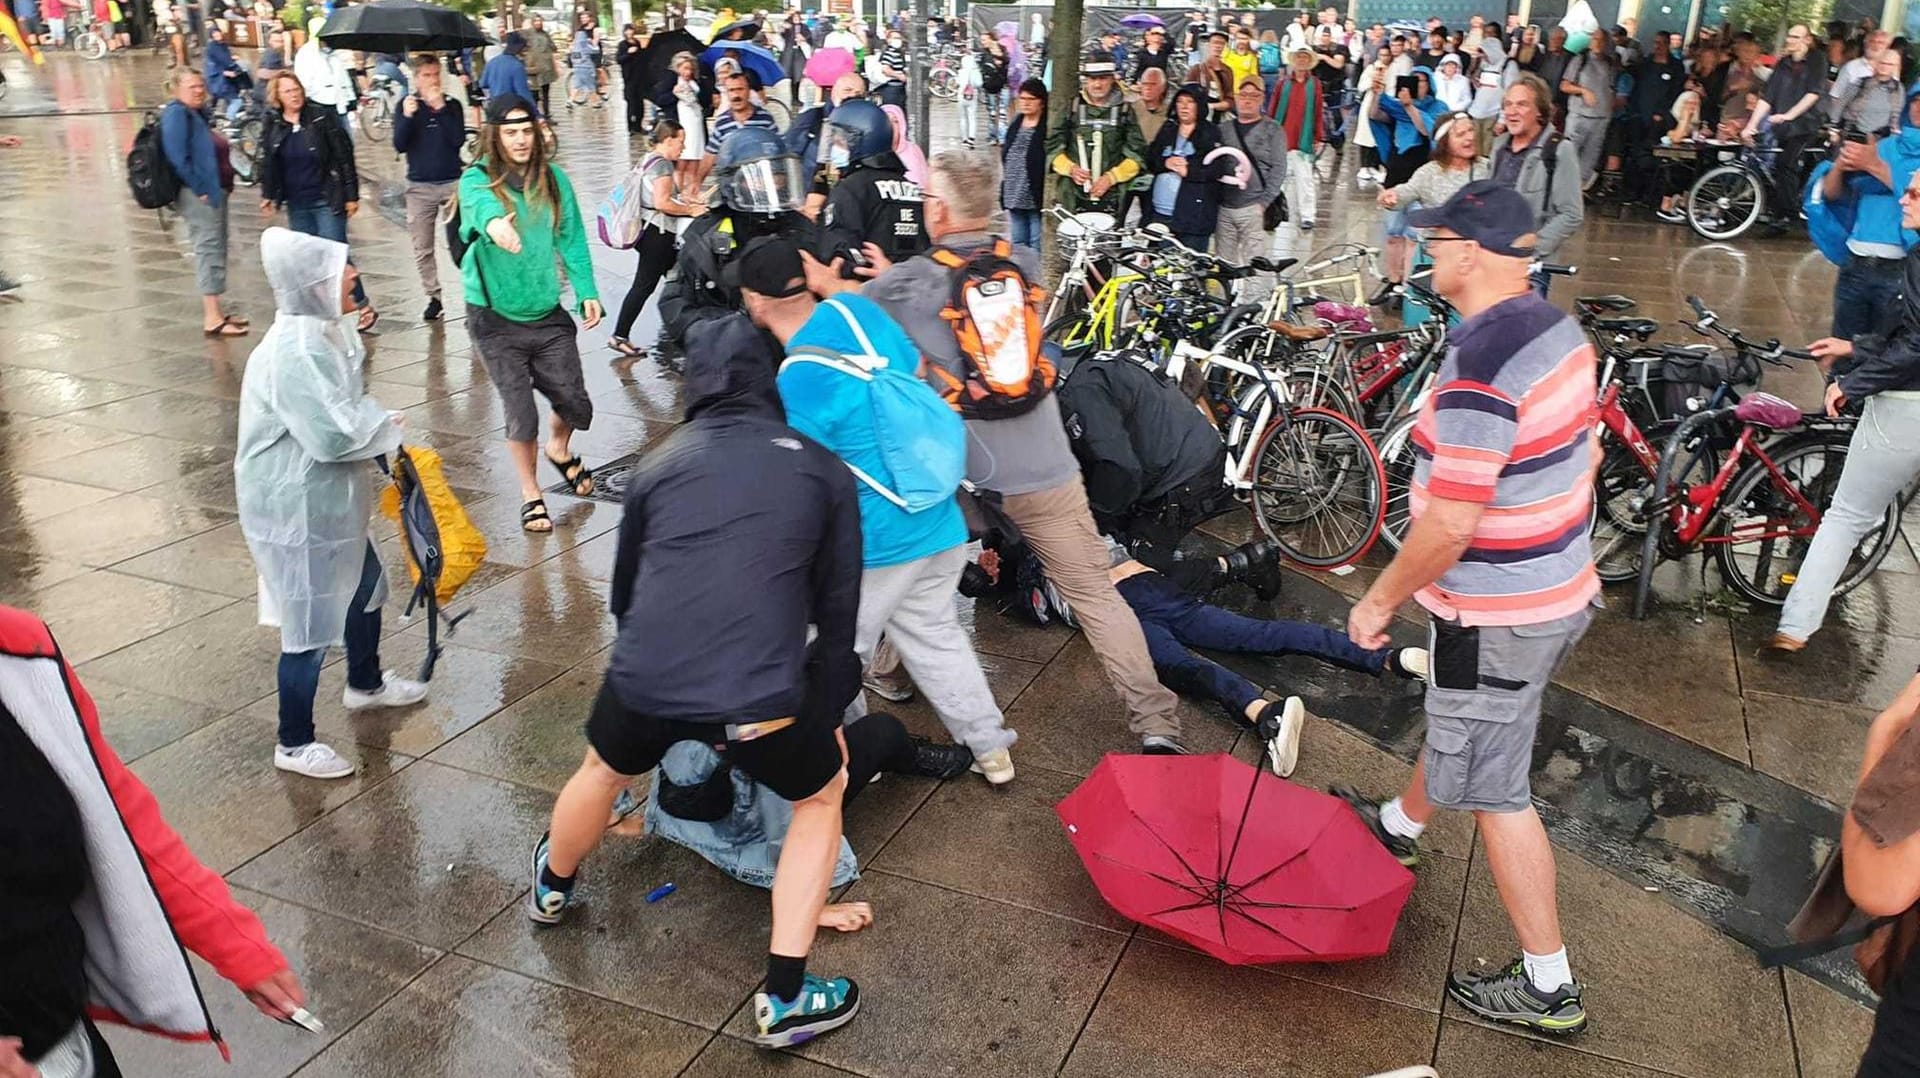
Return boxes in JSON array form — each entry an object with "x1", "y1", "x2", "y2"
[
  {"x1": 277, "y1": 542, "x2": 385, "y2": 747},
  {"x1": 1115, "y1": 571, "x2": 1386, "y2": 717},
  {"x1": 1008, "y1": 207, "x2": 1042, "y2": 252},
  {"x1": 1832, "y1": 254, "x2": 1905, "y2": 339},
  {"x1": 286, "y1": 200, "x2": 369, "y2": 307}
]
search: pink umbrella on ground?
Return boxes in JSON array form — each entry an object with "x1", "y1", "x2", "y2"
[{"x1": 805, "y1": 46, "x2": 856, "y2": 89}]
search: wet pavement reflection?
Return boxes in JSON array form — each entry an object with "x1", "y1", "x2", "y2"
[{"x1": 0, "y1": 48, "x2": 1897, "y2": 1075}]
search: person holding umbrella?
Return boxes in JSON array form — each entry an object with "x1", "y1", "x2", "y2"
[{"x1": 780, "y1": 8, "x2": 812, "y2": 109}]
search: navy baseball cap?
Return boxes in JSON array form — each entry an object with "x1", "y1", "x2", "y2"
[{"x1": 1405, "y1": 179, "x2": 1538, "y2": 257}]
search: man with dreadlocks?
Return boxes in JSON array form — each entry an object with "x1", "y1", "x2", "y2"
[{"x1": 457, "y1": 92, "x2": 603, "y2": 535}]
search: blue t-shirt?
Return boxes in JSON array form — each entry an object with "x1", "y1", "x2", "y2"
[
  {"x1": 1152, "y1": 134, "x2": 1192, "y2": 216},
  {"x1": 779, "y1": 294, "x2": 968, "y2": 569}
]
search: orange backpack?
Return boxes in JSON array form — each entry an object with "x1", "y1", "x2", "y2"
[{"x1": 928, "y1": 240, "x2": 1055, "y2": 419}]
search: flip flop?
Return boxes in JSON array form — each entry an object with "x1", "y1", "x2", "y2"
[
  {"x1": 357, "y1": 306, "x2": 381, "y2": 333},
  {"x1": 203, "y1": 316, "x2": 249, "y2": 337}
]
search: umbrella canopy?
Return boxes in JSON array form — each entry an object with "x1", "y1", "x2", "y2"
[
  {"x1": 711, "y1": 16, "x2": 762, "y2": 42},
  {"x1": 317, "y1": 0, "x2": 486, "y2": 55},
  {"x1": 703, "y1": 40, "x2": 783, "y2": 88},
  {"x1": 804, "y1": 46, "x2": 856, "y2": 89},
  {"x1": 644, "y1": 27, "x2": 708, "y2": 89},
  {"x1": 1057, "y1": 753, "x2": 1415, "y2": 965},
  {"x1": 1120, "y1": 12, "x2": 1166, "y2": 30}
]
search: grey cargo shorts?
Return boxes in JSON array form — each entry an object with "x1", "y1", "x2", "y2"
[{"x1": 1421, "y1": 607, "x2": 1593, "y2": 814}]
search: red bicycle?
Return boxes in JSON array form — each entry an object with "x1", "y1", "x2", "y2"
[{"x1": 1624, "y1": 297, "x2": 1899, "y2": 616}]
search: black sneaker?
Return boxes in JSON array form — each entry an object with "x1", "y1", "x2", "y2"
[
  {"x1": 422, "y1": 296, "x2": 443, "y2": 321},
  {"x1": 1141, "y1": 735, "x2": 1189, "y2": 755},
  {"x1": 1447, "y1": 958, "x2": 1588, "y2": 1035},
  {"x1": 908, "y1": 737, "x2": 974, "y2": 779},
  {"x1": 1224, "y1": 539, "x2": 1284, "y2": 601},
  {"x1": 1329, "y1": 786, "x2": 1419, "y2": 867}
]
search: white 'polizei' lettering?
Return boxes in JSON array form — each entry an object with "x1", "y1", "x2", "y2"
[{"x1": 875, "y1": 180, "x2": 924, "y2": 203}]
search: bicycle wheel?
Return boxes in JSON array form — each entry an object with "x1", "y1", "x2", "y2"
[
  {"x1": 1686, "y1": 165, "x2": 1764, "y2": 241},
  {"x1": 77, "y1": 30, "x2": 108, "y2": 59},
  {"x1": 1714, "y1": 433, "x2": 1898, "y2": 606},
  {"x1": 1377, "y1": 413, "x2": 1417, "y2": 551},
  {"x1": 1247, "y1": 406, "x2": 1385, "y2": 569},
  {"x1": 1590, "y1": 431, "x2": 1654, "y2": 583},
  {"x1": 928, "y1": 67, "x2": 957, "y2": 99},
  {"x1": 229, "y1": 116, "x2": 265, "y2": 186}
]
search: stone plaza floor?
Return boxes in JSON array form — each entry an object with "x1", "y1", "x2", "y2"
[{"x1": 0, "y1": 50, "x2": 1909, "y2": 1078}]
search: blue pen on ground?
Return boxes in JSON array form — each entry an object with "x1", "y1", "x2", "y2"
[{"x1": 645, "y1": 883, "x2": 677, "y2": 903}]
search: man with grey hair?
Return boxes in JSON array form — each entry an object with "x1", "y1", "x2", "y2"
[
  {"x1": 804, "y1": 150, "x2": 1192, "y2": 755},
  {"x1": 1214, "y1": 75, "x2": 1286, "y2": 297},
  {"x1": 1833, "y1": 27, "x2": 1894, "y2": 106}
]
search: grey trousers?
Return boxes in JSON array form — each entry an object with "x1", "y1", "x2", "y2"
[
  {"x1": 1776, "y1": 394, "x2": 1920, "y2": 641},
  {"x1": 175, "y1": 189, "x2": 228, "y2": 296},
  {"x1": 1214, "y1": 202, "x2": 1273, "y2": 301},
  {"x1": 848, "y1": 543, "x2": 1016, "y2": 757},
  {"x1": 1564, "y1": 111, "x2": 1609, "y2": 183},
  {"x1": 404, "y1": 180, "x2": 457, "y2": 300}
]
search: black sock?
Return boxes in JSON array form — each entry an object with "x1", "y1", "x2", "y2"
[
  {"x1": 539, "y1": 865, "x2": 574, "y2": 893},
  {"x1": 766, "y1": 953, "x2": 808, "y2": 1004}
]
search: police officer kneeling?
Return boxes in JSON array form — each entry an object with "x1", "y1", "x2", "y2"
[
  {"x1": 658, "y1": 127, "x2": 818, "y2": 349},
  {"x1": 817, "y1": 99, "x2": 929, "y2": 266}
]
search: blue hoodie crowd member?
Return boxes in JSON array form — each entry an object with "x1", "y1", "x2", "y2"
[
  {"x1": 1370, "y1": 66, "x2": 1446, "y2": 186},
  {"x1": 203, "y1": 28, "x2": 249, "y2": 119},
  {"x1": 479, "y1": 32, "x2": 537, "y2": 112},
  {"x1": 528, "y1": 314, "x2": 868, "y2": 1050},
  {"x1": 1807, "y1": 85, "x2": 1920, "y2": 340}
]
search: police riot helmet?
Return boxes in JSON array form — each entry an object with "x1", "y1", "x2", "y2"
[
  {"x1": 821, "y1": 98, "x2": 895, "y2": 171},
  {"x1": 714, "y1": 127, "x2": 808, "y2": 215}
]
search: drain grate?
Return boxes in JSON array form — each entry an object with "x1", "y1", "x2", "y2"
[{"x1": 550, "y1": 450, "x2": 648, "y2": 505}]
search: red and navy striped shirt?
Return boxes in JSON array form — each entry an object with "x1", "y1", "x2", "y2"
[{"x1": 1409, "y1": 293, "x2": 1600, "y2": 627}]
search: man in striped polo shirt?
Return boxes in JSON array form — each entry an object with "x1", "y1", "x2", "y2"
[
  {"x1": 705, "y1": 70, "x2": 779, "y2": 181},
  {"x1": 1337, "y1": 180, "x2": 1601, "y2": 1036}
]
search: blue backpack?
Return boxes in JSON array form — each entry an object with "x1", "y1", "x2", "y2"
[{"x1": 782, "y1": 299, "x2": 968, "y2": 513}]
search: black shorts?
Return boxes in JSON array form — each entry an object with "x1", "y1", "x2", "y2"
[{"x1": 585, "y1": 681, "x2": 844, "y2": 802}]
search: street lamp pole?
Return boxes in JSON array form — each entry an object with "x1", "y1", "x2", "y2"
[{"x1": 909, "y1": 0, "x2": 930, "y2": 155}]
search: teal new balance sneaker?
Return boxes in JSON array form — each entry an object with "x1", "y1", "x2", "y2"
[{"x1": 752, "y1": 974, "x2": 861, "y2": 1048}]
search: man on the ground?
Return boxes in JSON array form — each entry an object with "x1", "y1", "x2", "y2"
[{"x1": 1340, "y1": 179, "x2": 1600, "y2": 1037}]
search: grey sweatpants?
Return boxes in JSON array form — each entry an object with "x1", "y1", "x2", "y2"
[
  {"x1": 1214, "y1": 202, "x2": 1273, "y2": 301},
  {"x1": 174, "y1": 189, "x2": 229, "y2": 296},
  {"x1": 1564, "y1": 111, "x2": 1609, "y2": 183},
  {"x1": 404, "y1": 180, "x2": 457, "y2": 300},
  {"x1": 848, "y1": 543, "x2": 1016, "y2": 757}
]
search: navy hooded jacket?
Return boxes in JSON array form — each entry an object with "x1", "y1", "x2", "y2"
[{"x1": 606, "y1": 314, "x2": 864, "y2": 726}]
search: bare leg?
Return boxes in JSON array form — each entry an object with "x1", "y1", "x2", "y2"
[
  {"x1": 1398, "y1": 753, "x2": 1434, "y2": 825},
  {"x1": 543, "y1": 413, "x2": 588, "y2": 492},
  {"x1": 1383, "y1": 236, "x2": 1408, "y2": 284},
  {"x1": 201, "y1": 294, "x2": 226, "y2": 330},
  {"x1": 1477, "y1": 806, "x2": 1564, "y2": 955},
  {"x1": 545, "y1": 748, "x2": 627, "y2": 878},
  {"x1": 505, "y1": 438, "x2": 542, "y2": 503},
  {"x1": 768, "y1": 763, "x2": 849, "y2": 961}
]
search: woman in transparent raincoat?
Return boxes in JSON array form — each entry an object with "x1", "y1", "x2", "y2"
[{"x1": 234, "y1": 228, "x2": 430, "y2": 782}]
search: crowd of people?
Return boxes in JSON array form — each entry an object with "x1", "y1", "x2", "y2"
[{"x1": 12, "y1": 5, "x2": 1920, "y2": 1076}]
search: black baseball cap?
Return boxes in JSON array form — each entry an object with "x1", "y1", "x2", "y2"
[
  {"x1": 722, "y1": 236, "x2": 811, "y2": 298},
  {"x1": 485, "y1": 92, "x2": 537, "y2": 124},
  {"x1": 1405, "y1": 179, "x2": 1538, "y2": 258}
]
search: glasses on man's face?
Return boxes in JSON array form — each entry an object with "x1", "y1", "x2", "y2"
[{"x1": 1902, "y1": 186, "x2": 1920, "y2": 202}]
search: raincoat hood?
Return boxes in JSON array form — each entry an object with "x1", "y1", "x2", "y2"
[
  {"x1": 263, "y1": 226, "x2": 349, "y2": 320},
  {"x1": 1171, "y1": 82, "x2": 1209, "y2": 120},
  {"x1": 684, "y1": 313, "x2": 785, "y2": 421}
]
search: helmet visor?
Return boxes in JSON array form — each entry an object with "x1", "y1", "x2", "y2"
[
  {"x1": 724, "y1": 155, "x2": 809, "y2": 214},
  {"x1": 822, "y1": 119, "x2": 864, "y2": 170}
]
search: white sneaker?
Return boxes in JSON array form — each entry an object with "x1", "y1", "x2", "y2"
[
  {"x1": 342, "y1": 671, "x2": 430, "y2": 711},
  {"x1": 971, "y1": 748, "x2": 1016, "y2": 785},
  {"x1": 1392, "y1": 647, "x2": 1430, "y2": 681},
  {"x1": 274, "y1": 741, "x2": 357, "y2": 779},
  {"x1": 1260, "y1": 696, "x2": 1306, "y2": 778}
]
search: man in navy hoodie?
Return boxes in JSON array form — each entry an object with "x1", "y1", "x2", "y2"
[
  {"x1": 391, "y1": 53, "x2": 466, "y2": 321},
  {"x1": 526, "y1": 314, "x2": 868, "y2": 1051}
]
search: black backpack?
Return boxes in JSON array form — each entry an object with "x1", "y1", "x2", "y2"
[{"x1": 127, "y1": 111, "x2": 182, "y2": 210}]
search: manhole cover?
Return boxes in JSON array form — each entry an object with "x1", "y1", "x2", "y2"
[{"x1": 551, "y1": 451, "x2": 648, "y2": 505}]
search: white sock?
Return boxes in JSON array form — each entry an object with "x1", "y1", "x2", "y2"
[
  {"x1": 1379, "y1": 797, "x2": 1426, "y2": 840},
  {"x1": 1523, "y1": 947, "x2": 1574, "y2": 993}
]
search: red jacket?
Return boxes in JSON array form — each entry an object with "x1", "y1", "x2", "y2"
[
  {"x1": 1265, "y1": 73, "x2": 1326, "y2": 151},
  {"x1": 0, "y1": 605, "x2": 286, "y2": 1058}
]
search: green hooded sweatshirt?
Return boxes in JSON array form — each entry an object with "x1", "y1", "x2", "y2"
[{"x1": 457, "y1": 160, "x2": 599, "y2": 323}]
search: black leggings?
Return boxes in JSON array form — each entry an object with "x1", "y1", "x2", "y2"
[{"x1": 613, "y1": 223, "x2": 678, "y2": 341}]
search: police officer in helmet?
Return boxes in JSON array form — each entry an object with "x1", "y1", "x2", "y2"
[
  {"x1": 658, "y1": 126, "x2": 818, "y2": 348},
  {"x1": 817, "y1": 98, "x2": 929, "y2": 266}
]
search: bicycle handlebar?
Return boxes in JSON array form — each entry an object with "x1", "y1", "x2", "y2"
[{"x1": 1530, "y1": 262, "x2": 1578, "y2": 277}]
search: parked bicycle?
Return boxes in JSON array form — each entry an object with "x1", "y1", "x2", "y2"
[{"x1": 1684, "y1": 136, "x2": 1829, "y2": 240}]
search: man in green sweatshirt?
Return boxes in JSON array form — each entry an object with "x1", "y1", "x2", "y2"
[{"x1": 459, "y1": 92, "x2": 603, "y2": 535}]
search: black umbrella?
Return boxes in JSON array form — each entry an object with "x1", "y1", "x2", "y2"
[
  {"x1": 643, "y1": 27, "x2": 707, "y2": 89},
  {"x1": 318, "y1": 0, "x2": 488, "y2": 54}
]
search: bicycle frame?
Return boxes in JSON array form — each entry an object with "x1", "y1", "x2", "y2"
[{"x1": 1669, "y1": 427, "x2": 1820, "y2": 549}]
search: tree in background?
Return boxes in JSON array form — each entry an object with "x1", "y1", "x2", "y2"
[
  {"x1": 1042, "y1": 0, "x2": 1082, "y2": 275},
  {"x1": 1723, "y1": 0, "x2": 1834, "y2": 45}
]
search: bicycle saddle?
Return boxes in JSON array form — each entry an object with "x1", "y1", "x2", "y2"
[
  {"x1": 1592, "y1": 316, "x2": 1659, "y2": 340},
  {"x1": 1250, "y1": 256, "x2": 1299, "y2": 274},
  {"x1": 1267, "y1": 321, "x2": 1331, "y2": 341},
  {"x1": 1577, "y1": 294, "x2": 1637, "y2": 312},
  {"x1": 1734, "y1": 392, "x2": 1803, "y2": 431}
]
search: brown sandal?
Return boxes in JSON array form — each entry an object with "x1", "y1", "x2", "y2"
[{"x1": 203, "y1": 316, "x2": 249, "y2": 337}]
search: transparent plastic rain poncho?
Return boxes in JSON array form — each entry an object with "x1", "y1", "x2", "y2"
[{"x1": 235, "y1": 228, "x2": 398, "y2": 653}]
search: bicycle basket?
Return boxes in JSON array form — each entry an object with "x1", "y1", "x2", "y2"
[{"x1": 1634, "y1": 348, "x2": 1762, "y2": 424}]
